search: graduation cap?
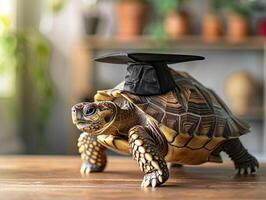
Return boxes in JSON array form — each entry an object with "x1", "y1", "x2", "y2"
[{"x1": 94, "y1": 53, "x2": 205, "y2": 96}]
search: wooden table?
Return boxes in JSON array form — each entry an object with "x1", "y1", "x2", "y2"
[{"x1": 0, "y1": 156, "x2": 265, "y2": 200}]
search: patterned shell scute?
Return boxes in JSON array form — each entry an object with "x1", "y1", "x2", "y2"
[{"x1": 123, "y1": 70, "x2": 250, "y2": 139}]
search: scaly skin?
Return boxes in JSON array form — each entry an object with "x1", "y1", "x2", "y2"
[
  {"x1": 129, "y1": 126, "x2": 169, "y2": 187},
  {"x1": 221, "y1": 139, "x2": 259, "y2": 174},
  {"x1": 78, "y1": 132, "x2": 107, "y2": 174}
]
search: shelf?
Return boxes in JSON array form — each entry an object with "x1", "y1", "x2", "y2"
[{"x1": 86, "y1": 36, "x2": 266, "y2": 51}]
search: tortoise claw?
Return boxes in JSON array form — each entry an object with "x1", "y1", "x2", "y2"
[
  {"x1": 239, "y1": 168, "x2": 245, "y2": 175},
  {"x1": 253, "y1": 166, "x2": 258, "y2": 174},
  {"x1": 234, "y1": 153, "x2": 259, "y2": 175},
  {"x1": 80, "y1": 161, "x2": 103, "y2": 174},
  {"x1": 236, "y1": 164, "x2": 258, "y2": 175},
  {"x1": 246, "y1": 167, "x2": 251, "y2": 174},
  {"x1": 141, "y1": 171, "x2": 163, "y2": 188}
]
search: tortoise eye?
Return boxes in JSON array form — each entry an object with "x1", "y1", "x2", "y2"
[{"x1": 84, "y1": 107, "x2": 96, "y2": 116}]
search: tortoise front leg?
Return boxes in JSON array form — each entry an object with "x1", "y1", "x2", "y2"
[
  {"x1": 78, "y1": 132, "x2": 107, "y2": 174},
  {"x1": 129, "y1": 126, "x2": 169, "y2": 187}
]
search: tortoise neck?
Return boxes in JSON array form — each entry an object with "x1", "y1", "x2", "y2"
[
  {"x1": 116, "y1": 106, "x2": 142, "y2": 133},
  {"x1": 102, "y1": 105, "x2": 143, "y2": 135}
]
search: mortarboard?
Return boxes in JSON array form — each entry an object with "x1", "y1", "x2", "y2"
[{"x1": 94, "y1": 52, "x2": 205, "y2": 95}]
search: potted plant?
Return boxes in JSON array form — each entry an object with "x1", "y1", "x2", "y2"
[
  {"x1": 202, "y1": 0, "x2": 225, "y2": 42},
  {"x1": 257, "y1": 17, "x2": 266, "y2": 36},
  {"x1": 161, "y1": 0, "x2": 190, "y2": 39},
  {"x1": 225, "y1": 0, "x2": 251, "y2": 42},
  {"x1": 252, "y1": 1, "x2": 266, "y2": 37},
  {"x1": 116, "y1": 0, "x2": 148, "y2": 40},
  {"x1": 0, "y1": 15, "x2": 53, "y2": 153},
  {"x1": 81, "y1": 0, "x2": 100, "y2": 35}
]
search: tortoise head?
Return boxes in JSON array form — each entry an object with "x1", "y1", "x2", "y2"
[{"x1": 72, "y1": 101, "x2": 117, "y2": 134}]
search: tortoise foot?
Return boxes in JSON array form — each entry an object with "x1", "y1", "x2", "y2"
[
  {"x1": 141, "y1": 170, "x2": 164, "y2": 188},
  {"x1": 236, "y1": 156, "x2": 259, "y2": 175},
  {"x1": 167, "y1": 163, "x2": 183, "y2": 169},
  {"x1": 221, "y1": 139, "x2": 259, "y2": 175},
  {"x1": 80, "y1": 161, "x2": 105, "y2": 174}
]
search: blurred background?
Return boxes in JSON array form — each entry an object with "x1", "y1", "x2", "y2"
[{"x1": 0, "y1": 0, "x2": 266, "y2": 158}]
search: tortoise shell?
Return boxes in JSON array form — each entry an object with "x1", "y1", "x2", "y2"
[
  {"x1": 95, "y1": 69, "x2": 250, "y2": 164},
  {"x1": 108, "y1": 70, "x2": 249, "y2": 137}
]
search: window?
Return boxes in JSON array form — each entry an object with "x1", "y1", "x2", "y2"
[{"x1": 0, "y1": 0, "x2": 16, "y2": 97}]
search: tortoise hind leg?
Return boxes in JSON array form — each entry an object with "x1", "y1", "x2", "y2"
[
  {"x1": 129, "y1": 126, "x2": 169, "y2": 187},
  {"x1": 78, "y1": 132, "x2": 107, "y2": 174},
  {"x1": 221, "y1": 138, "x2": 259, "y2": 174}
]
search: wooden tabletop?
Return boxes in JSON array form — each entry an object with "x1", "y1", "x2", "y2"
[{"x1": 0, "y1": 156, "x2": 265, "y2": 200}]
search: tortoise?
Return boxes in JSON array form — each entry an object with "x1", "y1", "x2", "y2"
[{"x1": 72, "y1": 53, "x2": 259, "y2": 188}]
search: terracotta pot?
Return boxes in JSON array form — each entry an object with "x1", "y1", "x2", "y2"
[
  {"x1": 116, "y1": 0, "x2": 147, "y2": 40},
  {"x1": 202, "y1": 13, "x2": 222, "y2": 42},
  {"x1": 227, "y1": 14, "x2": 249, "y2": 42},
  {"x1": 256, "y1": 17, "x2": 266, "y2": 37},
  {"x1": 164, "y1": 11, "x2": 190, "y2": 39}
]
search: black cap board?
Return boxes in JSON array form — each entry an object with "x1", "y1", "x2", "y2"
[{"x1": 94, "y1": 53, "x2": 205, "y2": 96}]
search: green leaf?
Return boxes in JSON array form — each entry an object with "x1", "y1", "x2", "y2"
[
  {"x1": 48, "y1": 0, "x2": 68, "y2": 14},
  {"x1": 0, "y1": 15, "x2": 11, "y2": 32}
]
